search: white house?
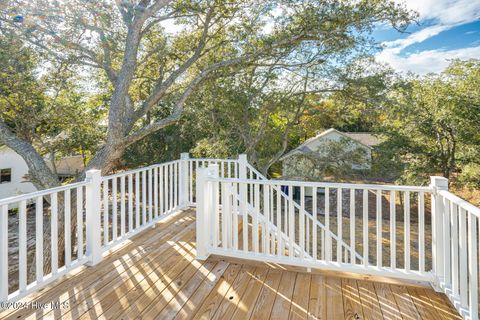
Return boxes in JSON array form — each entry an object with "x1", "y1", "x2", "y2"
[
  {"x1": 280, "y1": 128, "x2": 382, "y2": 183},
  {"x1": 0, "y1": 145, "x2": 38, "y2": 200},
  {"x1": 0, "y1": 145, "x2": 84, "y2": 200}
]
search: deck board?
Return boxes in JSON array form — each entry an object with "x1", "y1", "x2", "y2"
[
  {"x1": 210, "y1": 264, "x2": 255, "y2": 320},
  {"x1": 342, "y1": 277, "x2": 364, "y2": 320},
  {"x1": 357, "y1": 280, "x2": 384, "y2": 319},
  {"x1": 373, "y1": 282, "x2": 402, "y2": 320},
  {"x1": 249, "y1": 268, "x2": 283, "y2": 319},
  {"x1": 0, "y1": 209, "x2": 461, "y2": 320},
  {"x1": 308, "y1": 274, "x2": 326, "y2": 319},
  {"x1": 289, "y1": 273, "x2": 311, "y2": 320}
]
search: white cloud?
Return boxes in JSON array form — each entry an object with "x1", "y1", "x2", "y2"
[
  {"x1": 376, "y1": 0, "x2": 480, "y2": 74},
  {"x1": 383, "y1": 24, "x2": 453, "y2": 53},
  {"x1": 377, "y1": 46, "x2": 480, "y2": 74},
  {"x1": 397, "y1": 0, "x2": 480, "y2": 24}
]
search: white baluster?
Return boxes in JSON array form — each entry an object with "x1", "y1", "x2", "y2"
[
  {"x1": 112, "y1": 177, "x2": 117, "y2": 239},
  {"x1": 390, "y1": 191, "x2": 396, "y2": 269},
  {"x1": 419, "y1": 192, "x2": 425, "y2": 274},
  {"x1": 404, "y1": 191, "x2": 410, "y2": 271},
  {"x1": 337, "y1": 188, "x2": 342, "y2": 263},
  {"x1": 135, "y1": 172, "x2": 140, "y2": 227},
  {"x1": 325, "y1": 187, "x2": 331, "y2": 261},
  {"x1": 142, "y1": 170, "x2": 147, "y2": 224},
  {"x1": 64, "y1": 191, "x2": 71, "y2": 267},
  {"x1": 154, "y1": 167, "x2": 158, "y2": 217},
  {"x1": 120, "y1": 175, "x2": 125, "y2": 236},
  {"x1": 148, "y1": 168, "x2": 153, "y2": 221},
  {"x1": 362, "y1": 189, "x2": 368, "y2": 267},
  {"x1": 0, "y1": 204, "x2": 8, "y2": 301},
  {"x1": 103, "y1": 181, "x2": 109, "y2": 245},
  {"x1": 451, "y1": 202, "x2": 459, "y2": 297},
  {"x1": 350, "y1": 189, "x2": 355, "y2": 264},
  {"x1": 313, "y1": 187, "x2": 318, "y2": 261},
  {"x1": 19, "y1": 200, "x2": 27, "y2": 292},
  {"x1": 76, "y1": 187, "x2": 83, "y2": 257},
  {"x1": 300, "y1": 186, "x2": 305, "y2": 260},
  {"x1": 459, "y1": 207, "x2": 468, "y2": 308},
  {"x1": 128, "y1": 174, "x2": 133, "y2": 231},
  {"x1": 51, "y1": 192, "x2": 58, "y2": 274},
  {"x1": 35, "y1": 197, "x2": 43, "y2": 284},
  {"x1": 376, "y1": 190, "x2": 382, "y2": 268}
]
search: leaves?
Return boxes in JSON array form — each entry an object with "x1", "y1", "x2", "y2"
[{"x1": 378, "y1": 59, "x2": 480, "y2": 185}]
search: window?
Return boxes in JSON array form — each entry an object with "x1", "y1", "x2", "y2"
[{"x1": 0, "y1": 168, "x2": 12, "y2": 183}]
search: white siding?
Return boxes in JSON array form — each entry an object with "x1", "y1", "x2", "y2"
[{"x1": 0, "y1": 147, "x2": 37, "y2": 200}]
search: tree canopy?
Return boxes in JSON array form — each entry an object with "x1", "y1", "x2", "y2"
[
  {"x1": 0, "y1": 0, "x2": 413, "y2": 188},
  {"x1": 378, "y1": 59, "x2": 480, "y2": 186}
]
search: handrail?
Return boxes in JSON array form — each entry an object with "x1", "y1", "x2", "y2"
[
  {"x1": 188, "y1": 158, "x2": 239, "y2": 162},
  {"x1": 0, "y1": 181, "x2": 88, "y2": 206},
  {"x1": 101, "y1": 160, "x2": 179, "y2": 180},
  {"x1": 230, "y1": 184, "x2": 365, "y2": 262},
  {"x1": 244, "y1": 163, "x2": 364, "y2": 262},
  {"x1": 211, "y1": 175, "x2": 432, "y2": 193},
  {"x1": 438, "y1": 190, "x2": 480, "y2": 217},
  {"x1": 230, "y1": 188, "x2": 313, "y2": 259}
]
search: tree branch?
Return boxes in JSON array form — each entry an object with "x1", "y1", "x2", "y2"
[
  {"x1": 133, "y1": 6, "x2": 215, "y2": 122},
  {"x1": 123, "y1": 52, "x2": 254, "y2": 146}
]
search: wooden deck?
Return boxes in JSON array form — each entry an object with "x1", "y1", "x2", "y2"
[{"x1": 0, "y1": 209, "x2": 461, "y2": 320}]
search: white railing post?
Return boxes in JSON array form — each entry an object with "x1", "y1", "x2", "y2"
[
  {"x1": 196, "y1": 164, "x2": 219, "y2": 260},
  {"x1": 238, "y1": 154, "x2": 247, "y2": 216},
  {"x1": 196, "y1": 167, "x2": 209, "y2": 260},
  {"x1": 180, "y1": 152, "x2": 190, "y2": 207},
  {"x1": 207, "y1": 164, "x2": 220, "y2": 249},
  {"x1": 430, "y1": 176, "x2": 448, "y2": 289},
  {"x1": 86, "y1": 169, "x2": 103, "y2": 266}
]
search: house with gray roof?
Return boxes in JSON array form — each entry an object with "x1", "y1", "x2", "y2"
[{"x1": 280, "y1": 128, "x2": 382, "y2": 180}]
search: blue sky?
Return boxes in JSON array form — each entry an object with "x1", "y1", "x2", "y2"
[
  {"x1": 161, "y1": 1, "x2": 479, "y2": 75},
  {"x1": 374, "y1": 0, "x2": 480, "y2": 74}
]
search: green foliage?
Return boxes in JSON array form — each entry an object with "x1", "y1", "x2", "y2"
[
  {"x1": 1, "y1": 0, "x2": 415, "y2": 179},
  {"x1": 377, "y1": 59, "x2": 480, "y2": 185},
  {"x1": 0, "y1": 32, "x2": 106, "y2": 167},
  {"x1": 0, "y1": 34, "x2": 45, "y2": 141},
  {"x1": 458, "y1": 164, "x2": 480, "y2": 189},
  {"x1": 191, "y1": 138, "x2": 231, "y2": 159}
]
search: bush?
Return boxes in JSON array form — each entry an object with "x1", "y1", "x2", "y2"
[{"x1": 458, "y1": 163, "x2": 480, "y2": 189}]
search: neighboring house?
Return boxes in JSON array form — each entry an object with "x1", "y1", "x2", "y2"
[
  {"x1": 0, "y1": 145, "x2": 84, "y2": 200},
  {"x1": 49, "y1": 155, "x2": 85, "y2": 179},
  {"x1": 0, "y1": 146, "x2": 37, "y2": 200},
  {"x1": 280, "y1": 128, "x2": 382, "y2": 181}
]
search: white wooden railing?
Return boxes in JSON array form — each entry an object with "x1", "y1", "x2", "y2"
[
  {"x1": 0, "y1": 181, "x2": 90, "y2": 302},
  {"x1": 197, "y1": 164, "x2": 434, "y2": 280},
  {"x1": 1, "y1": 153, "x2": 480, "y2": 320},
  {"x1": 196, "y1": 160, "x2": 480, "y2": 320},
  {"x1": 0, "y1": 153, "x2": 243, "y2": 303},
  {"x1": 0, "y1": 157, "x2": 190, "y2": 302},
  {"x1": 432, "y1": 177, "x2": 480, "y2": 320}
]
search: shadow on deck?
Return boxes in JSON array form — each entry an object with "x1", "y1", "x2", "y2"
[{"x1": 0, "y1": 209, "x2": 461, "y2": 320}]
